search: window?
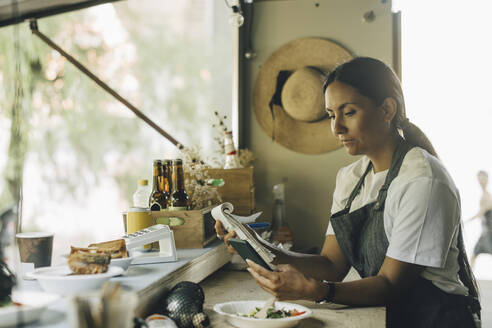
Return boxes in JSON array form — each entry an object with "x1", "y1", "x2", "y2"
[
  {"x1": 395, "y1": 0, "x2": 492, "y2": 278},
  {"x1": 0, "y1": 0, "x2": 233, "y2": 262}
]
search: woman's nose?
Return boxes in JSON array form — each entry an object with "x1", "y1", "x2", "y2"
[{"x1": 332, "y1": 116, "x2": 346, "y2": 136}]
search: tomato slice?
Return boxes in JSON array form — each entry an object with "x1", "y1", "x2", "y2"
[{"x1": 289, "y1": 309, "x2": 306, "y2": 317}]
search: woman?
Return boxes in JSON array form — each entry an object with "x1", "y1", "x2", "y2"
[
  {"x1": 216, "y1": 57, "x2": 480, "y2": 327},
  {"x1": 467, "y1": 170, "x2": 492, "y2": 268}
]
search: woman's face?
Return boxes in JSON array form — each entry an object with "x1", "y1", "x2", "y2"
[{"x1": 325, "y1": 81, "x2": 389, "y2": 156}]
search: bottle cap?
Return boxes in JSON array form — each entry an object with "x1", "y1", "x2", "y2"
[
  {"x1": 138, "y1": 179, "x2": 149, "y2": 186},
  {"x1": 172, "y1": 159, "x2": 183, "y2": 165},
  {"x1": 273, "y1": 183, "x2": 285, "y2": 200}
]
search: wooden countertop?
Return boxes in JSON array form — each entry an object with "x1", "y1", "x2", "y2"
[{"x1": 201, "y1": 268, "x2": 385, "y2": 328}]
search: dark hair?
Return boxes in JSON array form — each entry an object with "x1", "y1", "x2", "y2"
[
  {"x1": 325, "y1": 57, "x2": 481, "y2": 315},
  {"x1": 323, "y1": 57, "x2": 437, "y2": 157}
]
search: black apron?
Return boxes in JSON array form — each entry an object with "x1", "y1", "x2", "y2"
[{"x1": 330, "y1": 140, "x2": 477, "y2": 328}]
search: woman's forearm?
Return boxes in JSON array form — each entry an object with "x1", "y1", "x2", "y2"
[{"x1": 308, "y1": 275, "x2": 395, "y2": 306}]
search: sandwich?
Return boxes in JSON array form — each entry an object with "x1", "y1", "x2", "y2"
[
  {"x1": 67, "y1": 252, "x2": 111, "y2": 274},
  {"x1": 70, "y1": 239, "x2": 128, "y2": 259},
  {"x1": 88, "y1": 239, "x2": 128, "y2": 259}
]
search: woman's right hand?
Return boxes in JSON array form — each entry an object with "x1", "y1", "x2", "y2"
[{"x1": 214, "y1": 220, "x2": 238, "y2": 254}]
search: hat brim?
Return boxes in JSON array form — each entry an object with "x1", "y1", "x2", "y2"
[{"x1": 253, "y1": 37, "x2": 353, "y2": 154}]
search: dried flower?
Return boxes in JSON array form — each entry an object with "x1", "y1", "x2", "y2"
[
  {"x1": 179, "y1": 146, "x2": 222, "y2": 210},
  {"x1": 238, "y1": 148, "x2": 255, "y2": 167}
]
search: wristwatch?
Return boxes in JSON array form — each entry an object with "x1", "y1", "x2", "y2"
[{"x1": 315, "y1": 280, "x2": 336, "y2": 304}]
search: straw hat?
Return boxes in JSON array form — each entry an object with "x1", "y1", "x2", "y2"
[{"x1": 253, "y1": 37, "x2": 353, "y2": 154}]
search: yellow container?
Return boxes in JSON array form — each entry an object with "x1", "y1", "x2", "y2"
[{"x1": 127, "y1": 208, "x2": 153, "y2": 234}]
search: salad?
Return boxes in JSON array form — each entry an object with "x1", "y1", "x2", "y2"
[{"x1": 241, "y1": 307, "x2": 306, "y2": 319}]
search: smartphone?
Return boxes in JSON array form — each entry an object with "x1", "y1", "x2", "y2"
[{"x1": 228, "y1": 238, "x2": 273, "y2": 271}]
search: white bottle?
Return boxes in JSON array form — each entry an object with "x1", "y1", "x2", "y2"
[
  {"x1": 223, "y1": 131, "x2": 242, "y2": 169},
  {"x1": 133, "y1": 179, "x2": 150, "y2": 208}
]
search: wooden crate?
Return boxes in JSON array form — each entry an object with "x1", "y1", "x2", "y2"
[
  {"x1": 150, "y1": 207, "x2": 216, "y2": 249},
  {"x1": 204, "y1": 167, "x2": 254, "y2": 216}
]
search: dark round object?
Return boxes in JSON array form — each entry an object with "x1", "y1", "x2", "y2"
[
  {"x1": 192, "y1": 312, "x2": 210, "y2": 328},
  {"x1": 162, "y1": 282, "x2": 205, "y2": 328},
  {"x1": 170, "y1": 281, "x2": 204, "y2": 303}
]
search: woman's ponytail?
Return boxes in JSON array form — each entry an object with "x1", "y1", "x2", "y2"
[{"x1": 398, "y1": 120, "x2": 438, "y2": 158}]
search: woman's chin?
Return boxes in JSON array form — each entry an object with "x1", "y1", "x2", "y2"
[{"x1": 344, "y1": 146, "x2": 360, "y2": 156}]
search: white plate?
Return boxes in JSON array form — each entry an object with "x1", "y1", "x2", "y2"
[
  {"x1": 110, "y1": 256, "x2": 134, "y2": 271},
  {"x1": 108, "y1": 251, "x2": 142, "y2": 271},
  {"x1": 213, "y1": 300, "x2": 312, "y2": 328},
  {"x1": 29, "y1": 265, "x2": 124, "y2": 296},
  {"x1": 0, "y1": 290, "x2": 60, "y2": 327}
]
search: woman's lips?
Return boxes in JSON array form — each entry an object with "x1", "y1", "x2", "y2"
[{"x1": 341, "y1": 139, "x2": 354, "y2": 145}]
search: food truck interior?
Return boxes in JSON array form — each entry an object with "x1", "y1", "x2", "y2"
[{"x1": 1, "y1": 0, "x2": 492, "y2": 327}]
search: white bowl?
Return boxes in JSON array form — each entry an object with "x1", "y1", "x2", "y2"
[
  {"x1": 213, "y1": 300, "x2": 312, "y2": 328},
  {"x1": 29, "y1": 265, "x2": 124, "y2": 296},
  {"x1": 0, "y1": 290, "x2": 60, "y2": 327}
]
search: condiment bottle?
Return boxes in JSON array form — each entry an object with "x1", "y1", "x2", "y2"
[
  {"x1": 133, "y1": 179, "x2": 150, "y2": 208},
  {"x1": 223, "y1": 131, "x2": 241, "y2": 169}
]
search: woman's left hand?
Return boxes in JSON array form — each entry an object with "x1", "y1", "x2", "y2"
[{"x1": 246, "y1": 259, "x2": 316, "y2": 301}]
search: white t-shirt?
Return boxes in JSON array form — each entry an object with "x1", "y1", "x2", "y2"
[{"x1": 326, "y1": 147, "x2": 468, "y2": 296}]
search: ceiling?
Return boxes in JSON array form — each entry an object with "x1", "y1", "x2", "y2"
[{"x1": 0, "y1": 0, "x2": 122, "y2": 28}]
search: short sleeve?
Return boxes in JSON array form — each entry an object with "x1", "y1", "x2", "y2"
[{"x1": 385, "y1": 178, "x2": 460, "y2": 268}]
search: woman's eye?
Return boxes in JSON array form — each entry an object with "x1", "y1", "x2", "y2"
[{"x1": 345, "y1": 110, "x2": 356, "y2": 116}]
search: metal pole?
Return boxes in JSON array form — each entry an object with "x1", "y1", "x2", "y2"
[{"x1": 29, "y1": 19, "x2": 182, "y2": 148}]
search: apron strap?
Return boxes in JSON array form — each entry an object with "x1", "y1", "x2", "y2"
[
  {"x1": 343, "y1": 161, "x2": 373, "y2": 211},
  {"x1": 374, "y1": 139, "x2": 413, "y2": 211},
  {"x1": 457, "y1": 225, "x2": 482, "y2": 319}
]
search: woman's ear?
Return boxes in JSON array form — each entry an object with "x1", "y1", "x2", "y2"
[{"x1": 381, "y1": 97, "x2": 397, "y2": 124}]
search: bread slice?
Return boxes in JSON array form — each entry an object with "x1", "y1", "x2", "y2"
[
  {"x1": 88, "y1": 239, "x2": 128, "y2": 259},
  {"x1": 70, "y1": 246, "x2": 99, "y2": 255},
  {"x1": 67, "y1": 252, "x2": 111, "y2": 274}
]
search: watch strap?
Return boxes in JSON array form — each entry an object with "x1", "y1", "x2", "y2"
[{"x1": 316, "y1": 280, "x2": 336, "y2": 304}]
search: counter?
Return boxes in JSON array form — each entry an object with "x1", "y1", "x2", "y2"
[
  {"x1": 202, "y1": 268, "x2": 385, "y2": 328},
  {"x1": 20, "y1": 241, "x2": 231, "y2": 327},
  {"x1": 18, "y1": 242, "x2": 385, "y2": 327}
]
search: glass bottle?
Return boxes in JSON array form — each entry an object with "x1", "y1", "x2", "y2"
[
  {"x1": 223, "y1": 131, "x2": 241, "y2": 169},
  {"x1": 272, "y1": 183, "x2": 285, "y2": 231},
  {"x1": 149, "y1": 160, "x2": 167, "y2": 211},
  {"x1": 271, "y1": 183, "x2": 293, "y2": 245},
  {"x1": 168, "y1": 159, "x2": 190, "y2": 210},
  {"x1": 163, "y1": 159, "x2": 172, "y2": 198}
]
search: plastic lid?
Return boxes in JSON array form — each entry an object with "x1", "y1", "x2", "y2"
[{"x1": 138, "y1": 179, "x2": 149, "y2": 186}]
